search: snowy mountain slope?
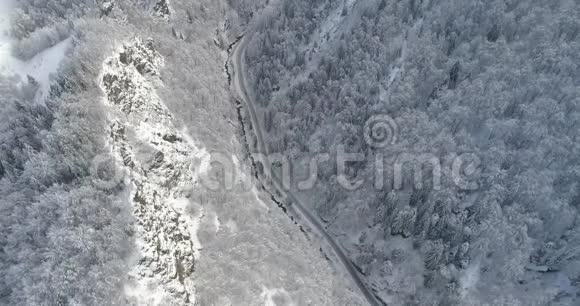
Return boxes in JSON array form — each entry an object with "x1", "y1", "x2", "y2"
[
  {"x1": 230, "y1": 31, "x2": 382, "y2": 305},
  {"x1": 94, "y1": 2, "x2": 366, "y2": 305},
  {"x1": 101, "y1": 37, "x2": 208, "y2": 305},
  {"x1": 261, "y1": 0, "x2": 364, "y2": 101},
  {"x1": 245, "y1": 0, "x2": 580, "y2": 304},
  {"x1": 0, "y1": 0, "x2": 407, "y2": 304}
]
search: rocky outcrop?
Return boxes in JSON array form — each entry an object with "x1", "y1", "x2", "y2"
[
  {"x1": 101, "y1": 38, "x2": 208, "y2": 305},
  {"x1": 152, "y1": 0, "x2": 171, "y2": 19}
]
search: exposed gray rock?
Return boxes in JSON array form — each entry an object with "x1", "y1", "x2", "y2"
[{"x1": 101, "y1": 38, "x2": 207, "y2": 305}]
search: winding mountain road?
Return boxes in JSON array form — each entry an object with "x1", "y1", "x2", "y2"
[{"x1": 229, "y1": 35, "x2": 385, "y2": 306}]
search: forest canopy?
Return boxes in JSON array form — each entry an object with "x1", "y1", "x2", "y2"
[{"x1": 245, "y1": 0, "x2": 580, "y2": 304}]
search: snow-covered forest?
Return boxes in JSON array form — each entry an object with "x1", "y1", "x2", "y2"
[
  {"x1": 2, "y1": 0, "x2": 580, "y2": 305},
  {"x1": 244, "y1": 0, "x2": 580, "y2": 304},
  {"x1": 0, "y1": 0, "x2": 363, "y2": 305},
  {"x1": 0, "y1": 1, "x2": 132, "y2": 303}
]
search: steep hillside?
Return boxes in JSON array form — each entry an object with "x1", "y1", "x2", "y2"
[
  {"x1": 245, "y1": 0, "x2": 580, "y2": 304},
  {"x1": 101, "y1": 37, "x2": 204, "y2": 304},
  {"x1": 0, "y1": 0, "x2": 365, "y2": 305}
]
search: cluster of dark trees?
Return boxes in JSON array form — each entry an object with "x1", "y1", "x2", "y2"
[{"x1": 246, "y1": 0, "x2": 580, "y2": 303}]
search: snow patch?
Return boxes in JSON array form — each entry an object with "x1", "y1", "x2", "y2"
[
  {"x1": 0, "y1": 0, "x2": 14, "y2": 74},
  {"x1": 17, "y1": 38, "x2": 72, "y2": 99},
  {"x1": 181, "y1": 128, "x2": 212, "y2": 181},
  {"x1": 314, "y1": 0, "x2": 357, "y2": 48},
  {"x1": 0, "y1": 0, "x2": 71, "y2": 100},
  {"x1": 380, "y1": 18, "x2": 423, "y2": 103},
  {"x1": 252, "y1": 187, "x2": 269, "y2": 211},
  {"x1": 261, "y1": 287, "x2": 295, "y2": 306},
  {"x1": 459, "y1": 262, "x2": 480, "y2": 299},
  {"x1": 124, "y1": 273, "x2": 171, "y2": 306},
  {"x1": 225, "y1": 218, "x2": 238, "y2": 233},
  {"x1": 213, "y1": 213, "x2": 221, "y2": 234}
]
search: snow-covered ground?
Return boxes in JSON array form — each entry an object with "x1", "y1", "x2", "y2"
[
  {"x1": 311, "y1": 0, "x2": 357, "y2": 50},
  {"x1": 269, "y1": 0, "x2": 362, "y2": 106},
  {"x1": 380, "y1": 17, "x2": 423, "y2": 103},
  {"x1": 0, "y1": 0, "x2": 72, "y2": 100},
  {"x1": 261, "y1": 287, "x2": 295, "y2": 306},
  {"x1": 0, "y1": 0, "x2": 15, "y2": 73},
  {"x1": 101, "y1": 38, "x2": 208, "y2": 305}
]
